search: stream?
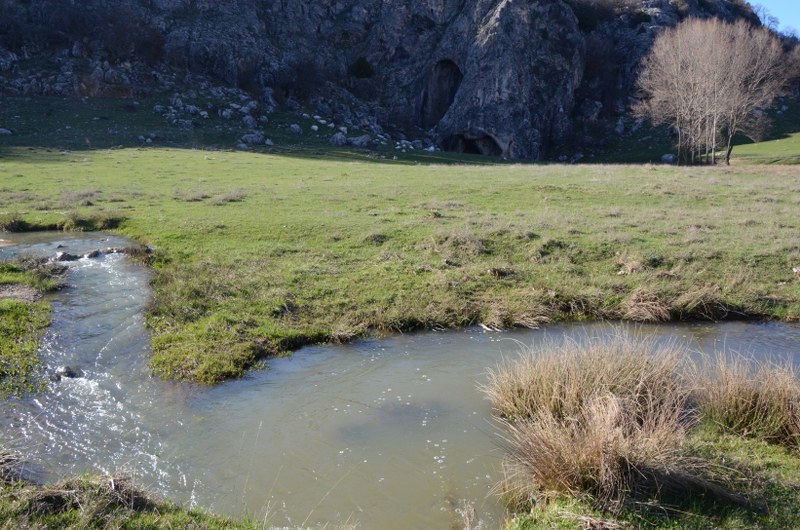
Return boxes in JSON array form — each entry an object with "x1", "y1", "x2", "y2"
[{"x1": 1, "y1": 232, "x2": 799, "y2": 529}]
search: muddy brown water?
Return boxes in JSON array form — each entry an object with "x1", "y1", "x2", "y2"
[{"x1": 1, "y1": 232, "x2": 799, "y2": 529}]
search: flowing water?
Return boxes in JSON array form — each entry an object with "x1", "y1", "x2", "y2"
[{"x1": 1, "y1": 232, "x2": 800, "y2": 529}]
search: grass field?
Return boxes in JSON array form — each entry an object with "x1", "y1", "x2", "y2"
[
  {"x1": 0, "y1": 143, "x2": 799, "y2": 383},
  {"x1": 730, "y1": 131, "x2": 800, "y2": 165}
]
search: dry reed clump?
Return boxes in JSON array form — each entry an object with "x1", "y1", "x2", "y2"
[
  {"x1": 0, "y1": 448, "x2": 23, "y2": 485},
  {"x1": 484, "y1": 334, "x2": 711, "y2": 511},
  {"x1": 20, "y1": 472, "x2": 155, "y2": 517},
  {"x1": 673, "y1": 286, "x2": 731, "y2": 320},
  {"x1": 621, "y1": 287, "x2": 671, "y2": 323},
  {"x1": 483, "y1": 334, "x2": 685, "y2": 421},
  {"x1": 498, "y1": 391, "x2": 697, "y2": 511},
  {"x1": 692, "y1": 353, "x2": 800, "y2": 450}
]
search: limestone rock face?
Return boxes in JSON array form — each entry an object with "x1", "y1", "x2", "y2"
[
  {"x1": 141, "y1": 0, "x2": 584, "y2": 159},
  {"x1": 0, "y1": 0, "x2": 762, "y2": 159}
]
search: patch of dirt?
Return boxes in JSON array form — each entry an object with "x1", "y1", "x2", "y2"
[{"x1": 0, "y1": 284, "x2": 41, "y2": 302}]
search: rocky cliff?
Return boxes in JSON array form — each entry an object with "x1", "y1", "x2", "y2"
[{"x1": 0, "y1": 0, "x2": 764, "y2": 159}]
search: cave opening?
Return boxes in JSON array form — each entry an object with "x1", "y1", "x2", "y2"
[
  {"x1": 418, "y1": 59, "x2": 463, "y2": 130},
  {"x1": 442, "y1": 134, "x2": 503, "y2": 157}
]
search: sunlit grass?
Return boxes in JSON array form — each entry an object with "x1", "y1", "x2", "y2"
[{"x1": 1, "y1": 145, "x2": 799, "y2": 383}]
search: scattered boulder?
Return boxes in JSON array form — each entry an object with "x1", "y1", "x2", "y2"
[
  {"x1": 54, "y1": 251, "x2": 79, "y2": 262},
  {"x1": 0, "y1": 48, "x2": 18, "y2": 72},
  {"x1": 242, "y1": 115, "x2": 258, "y2": 129},
  {"x1": 289, "y1": 123, "x2": 302, "y2": 135},
  {"x1": 330, "y1": 132, "x2": 347, "y2": 146},
  {"x1": 54, "y1": 365, "x2": 84, "y2": 380},
  {"x1": 348, "y1": 134, "x2": 372, "y2": 148},
  {"x1": 661, "y1": 154, "x2": 677, "y2": 164},
  {"x1": 240, "y1": 131, "x2": 265, "y2": 145},
  {"x1": 83, "y1": 249, "x2": 102, "y2": 259},
  {"x1": 0, "y1": 128, "x2": 12, "y2": 136}
]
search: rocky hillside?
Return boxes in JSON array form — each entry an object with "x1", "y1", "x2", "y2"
[{"x1": 0, "y1": 0, "x2": 766, "y2": 159}]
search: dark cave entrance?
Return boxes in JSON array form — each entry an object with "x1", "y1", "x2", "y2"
[
  {"x1": 418, "y1": 59, "x2": 463, "y2": 130},
  {"x1": 442, "y1": 134, "x2": 503, "y2": 157}
]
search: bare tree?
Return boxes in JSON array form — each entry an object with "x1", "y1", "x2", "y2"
[
  {"x1": 636, "y1": 18, "x2": 792, "y2": 165},
  {"x1": 720, "y1": 21, "x2": 788, "y2": 163}
]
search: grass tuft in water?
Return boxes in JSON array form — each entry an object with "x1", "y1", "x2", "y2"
[
  {"x1": 692, "y1": 353, "x2": 800, "y2": 450},
  {"x1": 488, "y1": 334, "x2": 800, "y2": 529}
]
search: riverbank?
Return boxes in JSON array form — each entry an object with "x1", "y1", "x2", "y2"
[
  {"x1": 0, "y1": 259, "x2": 63, "y2": 396},
  {"x1": 1, "y1": 148, "x2": 799, "y2": 383},
  {"x1": 0, "y1": 458, "x2": 289, "y2": 530}
]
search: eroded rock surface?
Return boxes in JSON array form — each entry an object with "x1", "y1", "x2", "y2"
[{"x1": 0, "y1": 0, "x2": 764, "y2": 159}]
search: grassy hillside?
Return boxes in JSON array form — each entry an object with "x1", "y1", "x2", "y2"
[{"x1": 731, "y1": 131, "x2": 800, "y2": 165}]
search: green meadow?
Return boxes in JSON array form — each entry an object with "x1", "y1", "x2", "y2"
[{"x1": 0, "y1": 144, "x2": 799, "y2": 383}]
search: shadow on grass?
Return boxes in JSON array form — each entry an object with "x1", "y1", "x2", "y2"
[{"x1": 2, "y1": 94, "x2": 799, "y2": 166}]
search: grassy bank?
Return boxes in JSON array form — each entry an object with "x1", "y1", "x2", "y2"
[
  {"x1": 0, "y1": 261, "x2": 63, "y2": 396},
  {"x1": 0, "y1": 461, "x2": 278, "y2": 530},
  {"x1": 487, "y1": 335, "x2": 800, "y2": 529},
  {"x1": 0, "y1": 145, "x2": 799, "y2": 382}
]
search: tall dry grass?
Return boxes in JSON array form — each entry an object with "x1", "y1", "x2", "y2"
[
  {"x1": 497, "y1": 391, "x2": 697, "y2": 510},
  {"x1": 692, "y1": 353, "x2": 800, "y2": 450},
  {"x1": 0, "y1": 448, "x2": 22, "y2": 485},
  {"x1": 483, "y1": 334, "x2": 703, "y2": 511},
  {"x1": 483, "y1": 333, "x2": 685, "y2": 421}
]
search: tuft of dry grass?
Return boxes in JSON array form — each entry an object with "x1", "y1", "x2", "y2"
[
  {"x1": 211, "y1": 189, "x2": 247, "y2": 205},
  {"x1": 0, "y1": 448, "x2": 23, "y2": 486},
  {"x1": 482, "y1": 334, "x2": 742, "y2": 512},
  {"x1": 497, "y1": 391, "x2": 696, "y2": 511},
  {"x1": 692, "y1": 353, "x2": 800, "y2": 450},
  {"x1": 621, "y1": 287, "x2": 671, "y2": 323},
  {"x1": 9, "y1": 472, "x2": 156, "y2": 521},
  {"x1": 483, "y1": 333, "x2": 685, "y2": 421},
  {"x1": 673, "y1": 285, "x2": 732, "y2": 320}
]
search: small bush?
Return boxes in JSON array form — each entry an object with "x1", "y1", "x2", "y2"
[{"x1": 693, "y1": 353, "x2": 800, "y2": 450}]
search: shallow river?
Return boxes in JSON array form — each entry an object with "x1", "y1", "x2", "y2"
[{"x1": 1, "y1": 232, "x2": 799, "y2": 529}]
